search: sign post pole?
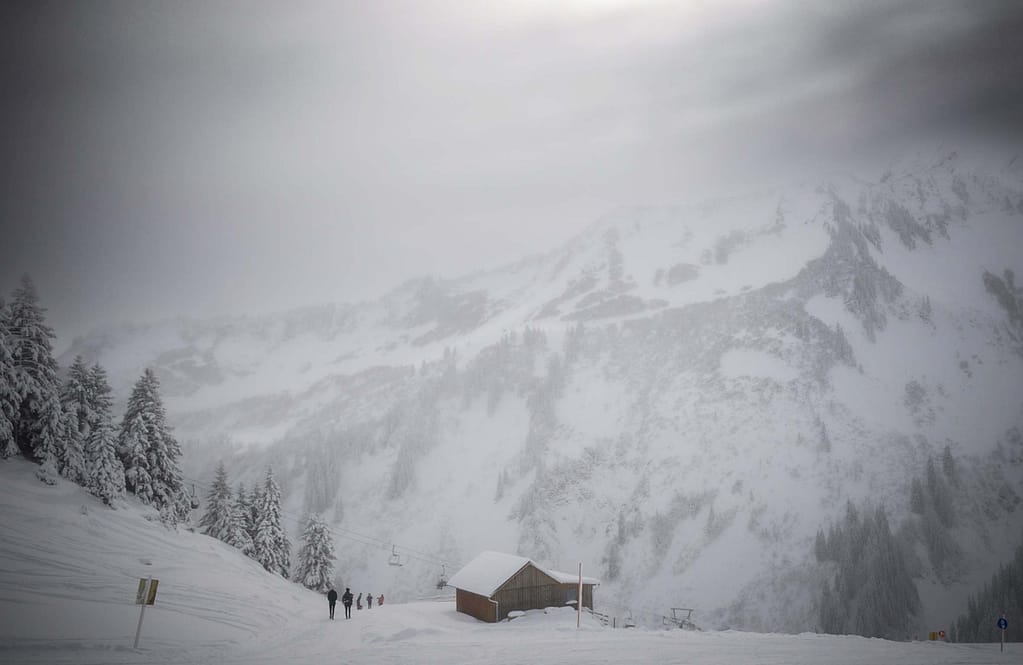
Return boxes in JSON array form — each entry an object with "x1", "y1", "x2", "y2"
[
  {"x1": 577, "y1": 563, "x2": 582, "y2": 629},
  {"x1": 998, "y1": 614, "x2": 1008, "y2": 653},
  {"x1": 133, "y1": 577, "x2": 150, "y2": 649},
  {"x1": 133, "y1": 576, "x2": 159, "y2": 649}
]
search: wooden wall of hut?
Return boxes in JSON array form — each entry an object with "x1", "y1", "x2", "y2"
[
  {"x1": 455, "y1": 588, "x2": 498, "y2": 623},
  {"x1": 491, "y1": 564, "x2": 594, "y2": 621}
]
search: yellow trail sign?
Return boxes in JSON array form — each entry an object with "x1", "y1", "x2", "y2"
[
  {"x1": 136, "y1": 578, "x2": 158, "y2": 605},
  {"x1": 133, "y1": 577, "x2": 159, "y2": 649}
]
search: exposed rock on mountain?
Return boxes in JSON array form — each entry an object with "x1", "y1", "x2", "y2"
[{"x1": 62, "y1": 152, "x2": 1023, "y2": 633}]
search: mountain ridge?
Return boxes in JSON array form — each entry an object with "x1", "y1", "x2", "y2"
[{"x1": 59, "y1": 150, "x2": 1023, "y2": 634}]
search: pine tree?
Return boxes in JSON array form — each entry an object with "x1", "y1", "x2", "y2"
[
  {"x1": 942, "y1": 444, "x2": 957, "y2": 484},
  {"x1": 84, "y1": 364, "x2": 125, "y2": 505},
  {"x1": 160, "y1": 489, "x2": 194, "y2": 527},
  {"x1": 926, "y1": 457, "x2": 955, "y2": 527},
  {"x1": 225, "y1": 483, "x2": 255, "y2": 556},
  {"x1": 294, "y1": 513, "x2": 336, "y2": 592},
  {"x1": 248, "y1": 484, "x2": 263, "y2": 544},
  {"x1": 86, "y1": 414, "x2": 126, "y2": 505},
  {"x1": 909, "y1": 477, "x2": 925, "y2": 514},
  {"x1": 57, "y1": 356, "x2": 91, "y2": 483},
  {"x1": 253, "y1": 467, "x2": 290, "y2": 577},
  {"x1": 6, "y1": 276, "x2": 66, "y2": 476},
  {"x1": 0, "y1": 298, "x2": 19, "y2": 459},
  {"x1": 814, "y1": 529, "x2": 828, "y2": 561},
  {"x1": 199, "y1": 462, "x2": 234, "y2": 542},
  {"x1": 119, "y1": 372, "x2": 155, "y2": 502},
  {"x1": 117, "y1": 369, "x2": 185, "y2": 515}
]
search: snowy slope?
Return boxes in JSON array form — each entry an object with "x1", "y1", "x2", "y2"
[
  {"x1": 57, "y1": 150, "x2": 1023, "y2": 635},
  {"x1": 0, "y1": 459, "x2": 1018, "y2": 665}
]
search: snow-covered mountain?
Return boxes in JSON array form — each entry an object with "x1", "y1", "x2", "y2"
[{"x1": 61, "y1": 150, "x2": 1023, "y2": 634}]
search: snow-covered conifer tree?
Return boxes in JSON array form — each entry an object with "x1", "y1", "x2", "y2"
[
  {"x1": 225, "y1": 483, "x2": 255, "y2": 556},
  {"x1": 84, "y1": 364, "x2": 125, "y2": 505},
  {"x1": 198, "y1": 462, "x2": 234, "y2": 542},
  {"x1": 118, "y1": 372, "x2": 155, "y2": 502},
  {"x1": 294, "y1": 513, "x2": 335, "y2": 592},
  {"x1": 6, "y1": 276, "x2": 65, "y2": 475},
  {"x1": 160, "y1": 489, "x2": 194, "y2": 527},
  {"x1": 247, "y1": 484, "x2": 263, "y2": 544},
  {"x1": 57, "y1": 356, "x2": 91, "y2": 483},
  {"x1": 87, "y1": 417, "x2": 125, "y2": 505},
  {"x1": 253, "y1": 467, "x2": 290, "y2": 577},
  {"x1": 118, "y1": 369, "x2": 185, "y2": 515},
  {"x1": 0, "y1": 298, "x2": 19, "y2": 459}
]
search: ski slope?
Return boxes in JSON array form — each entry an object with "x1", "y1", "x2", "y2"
[{"x1": 0, "y1": 459, "x2": 1016, "y2": 665}]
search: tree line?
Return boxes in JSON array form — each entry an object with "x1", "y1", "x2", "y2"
[
  {"x1": 1, "y1": 275, "x2": 188, "y2": 523},
  {"x1": 199, "y1": 461, "x2": 336, "y2": 591},
  {"x1": 3, "y1": 274, "x2": 335, "y2": 593},
  {"x1": 950, "y1": 535, "x2": 1023, "y2": 643},
  {"x1": 814, "y1": 502, "x2": 920, "y2": 639}
]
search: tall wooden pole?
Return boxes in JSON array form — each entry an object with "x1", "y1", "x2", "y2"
[{"x1": 577, "y1": 563, "x2": 582, "y2": 629}]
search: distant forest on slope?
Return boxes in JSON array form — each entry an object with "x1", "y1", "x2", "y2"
[{"x1": 952, "y1": 536, "x2": 1023, "y2": 643}]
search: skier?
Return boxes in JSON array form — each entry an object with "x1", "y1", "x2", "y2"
[
  {"x1": 356, "y1": 592, "x2": 363, "y2": 610},
  {"x1": 341, "y1": 587, "x2": 353, "y2": 619},
  {"x1": 327, "y1": 588, "x2": 338, "y2": 620},
  {"x1": 366, "y1": 592, "x2": 373, "y2": 609},
  {"x1": 377, "y1": 594, "x2": 384, "y2": 606}
]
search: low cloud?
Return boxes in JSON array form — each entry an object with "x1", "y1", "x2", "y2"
[{"x1": 1, "y1": 1, "x2": 1020, "y2": 339}]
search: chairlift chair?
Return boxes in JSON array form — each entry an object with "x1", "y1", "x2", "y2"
[
  {"x1": 669, "y1": 607, "x2": 696, "y2": 630},
  {"x1": 388, "y1": 545, "x2": 402, "y2": 567},
  {"x1": 189, "y1": 484, "x2": 200, "y2": 510},
  {"x1": 623, "y1": 610, "x2": 636, "y2": 629}
]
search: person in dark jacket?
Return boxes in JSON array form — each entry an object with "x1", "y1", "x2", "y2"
[
  {"x1": 341, "y1": 587, "x2": 354, "y2": 619},
  {"x1": 356, "y1": 592, "x2": 363, "y2": 610},
  {"x1": 366, "y1": 592, "x2": 373, "y2": 609},
  {"x1": 327, "y1": 588, "x2": 338, "y2": 619}
]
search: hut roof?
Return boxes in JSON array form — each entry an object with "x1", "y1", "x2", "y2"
[{"x1": 448, "y1": 551, "x2": 599, "y2": 597}]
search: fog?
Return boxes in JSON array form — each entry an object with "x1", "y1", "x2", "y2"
[{"x1": 2, "y1": 0, "x2": 1021, "y2": 340}]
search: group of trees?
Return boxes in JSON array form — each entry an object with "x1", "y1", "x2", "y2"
[
  {"x1": 4, "y1": 275, "x2": 336, "y2": 591},
  {"x1": 951, "y1": 535, "x2": 1023, "y2": 642},
  {"x1": 1, "y1": 275, "x2": 188, "y2": 523},
  {"x1": 814, "y1": 502, "x2": 920, "y2": 639},
  {"x1": 199, "y1": 462, "x2": 333, "y2": 589},
  {"x1": 908, "y1": 449, "x2": 962, "y2": 582}
]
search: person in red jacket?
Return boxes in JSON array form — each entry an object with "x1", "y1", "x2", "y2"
[{"x1": 377, "y1": 594, "x2": 384, "y2": 606}]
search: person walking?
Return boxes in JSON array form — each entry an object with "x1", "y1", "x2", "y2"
[
  {"x1": 377, "y1": 594, "x2": 384, "y2": 606},
  {"x1": 341, "y1": 587, "x2": 353, "y2": 619},
  {"x1": 327, "y1": 588, "x2": 338, "y2": 620},
  {"x1": 366, "y1": 592, "x2": 373, "y2": 609},
  {"x1": 356, "y1": 592, "x2": 363, "y2": 610}
]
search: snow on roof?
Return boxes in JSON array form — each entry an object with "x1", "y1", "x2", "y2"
[
  {"x1": 447, "y1": 551, "x2": 599, "y2": 597},
  {"x1": 546, "y1": 568, "x2": 600, "y2": 586},
  {"x1": 447, "y1": 551, "x2": 532, "y2": 597}
]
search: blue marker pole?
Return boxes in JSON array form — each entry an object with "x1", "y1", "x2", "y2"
[{"x1": 997, "y1": 614, "x2": 1008, "y2": 653}]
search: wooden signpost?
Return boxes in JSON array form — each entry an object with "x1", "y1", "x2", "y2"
[{"x1": 133, "y1": 577, "x2": 159, "y2": 649}]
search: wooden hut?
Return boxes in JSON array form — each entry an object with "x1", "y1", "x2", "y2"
[{"x1": 447, "y1": 551, "x2": 599, "y2": 623}]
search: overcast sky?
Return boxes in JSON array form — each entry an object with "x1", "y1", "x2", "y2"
[{"x1": 2, "y1": 0, "x2": 1021, "y2": 342}]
